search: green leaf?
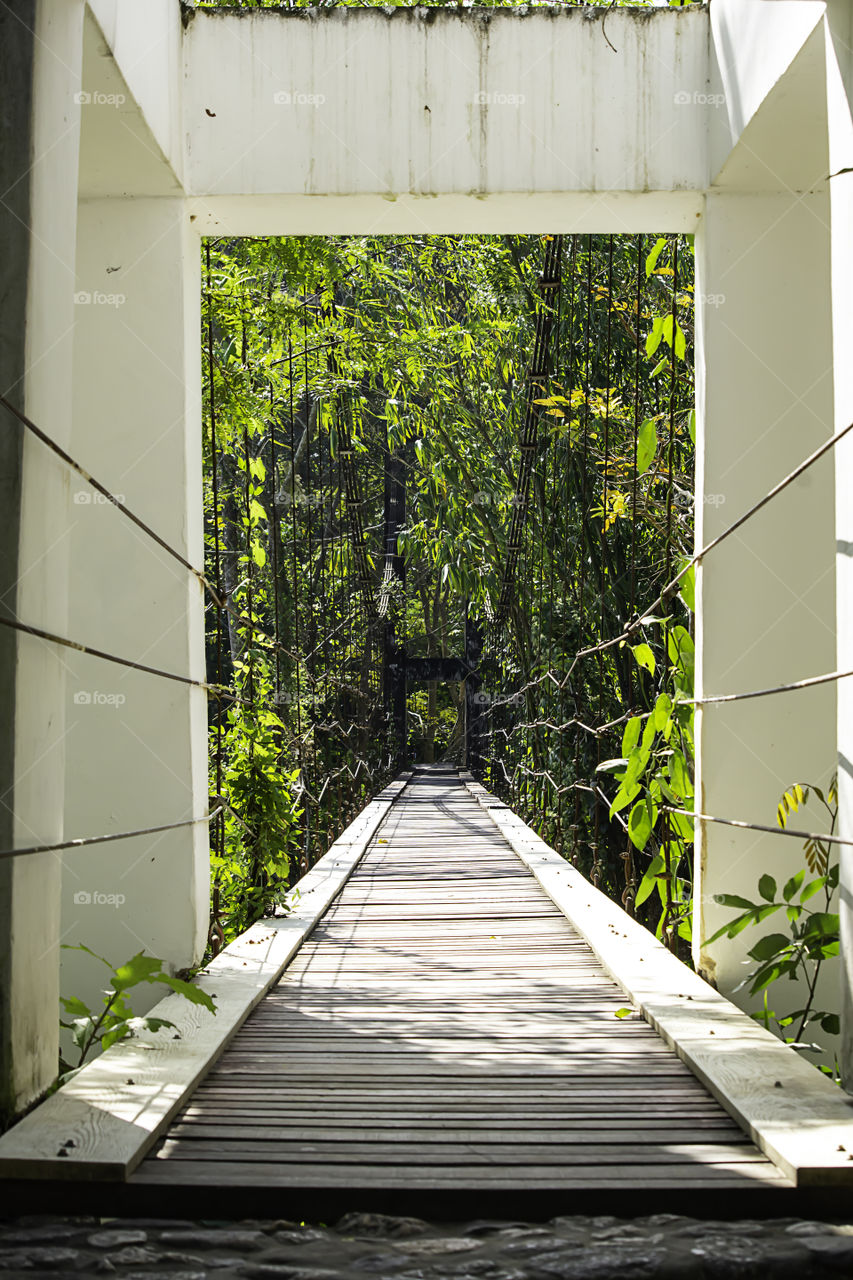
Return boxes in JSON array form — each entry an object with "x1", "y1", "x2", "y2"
[
  {"x1": 800, "y1": 876, "x2": 828, "y2": 903},
  {"x1": 596, "y1": 758, "x2": 628, "y2": 775},
  {"x1": 128, "y1": 1015, "x2": 178, "y2": 1036},
  {"x1": 677, "y1": 562, "x2": 695, "y2": 613},
  {"x1": 614, "y1": 1008, "x2": 634, "y2": 1020},
  {"x1": 628, "y1": 799, "x2": 654, "y2": 851},
  {"x1": 636, "y1": 419, "x2": 657, "y2": 475},
  {"x1": 634, "y1": 854, "x2": 665, "y2": 907},
  {"x1": 70, "y1": 1017, "x2": 95, "y2": 1051},
  {"x1": 652, "y1": 693, "x2": 672, "y2": 732},
  {"x1": 802, "y1": 911, "x2": 840, "y2": 939},
  {"x1": 666, "y1": 625, "x2": 695, "y2": 675},
  {"x1": 609, "y1": 780, "x2": 641, "y2": 820},
  {"x1": 673, "y1": 320, "x2": 686, "y2": 362},
  {"x1": 821, "y1": 1014, "x2": 840, "y2": 1036},
  {"x1": 156, "y1": 975, "x2": 217, "y2": 1015},
  {"x1": 748, "y1": 962, "x2": 792, "y2": 995},
  {"x1": 645, "y1": 237, "x2": 667, "y2": 278},
  {"x1": 646, "y1": 316, "x2": 666, "y2": 357},
  {"x1": 101, "y1": 1024, "x2": 133, "y2": 1051},
  {"x1": 668, "y1": 808, "x2": 695, "y2": 843},
  {"x1": 758, "y1": 875, "x2": 777, "y2": 903},
  {"x1": 631, "y1": 643, "x2": 655, "y2": 677},
  {"x1": 59, "y1": 996, "x2": 90, "y2": 1018},
  {"x1": 621, "y1": 716, "x2": 642, "y2": 756},
  {"x1": 687, "y1": 408, "x2": 696, "y2": 444},
  {"x1": 112, "y1": 953, "x2": 163, "y2": 992},
  {"x1": 669, "y1": 752, "x2": 692, "y2": 801},
  {"x1": 713, "y1": 893, "x2": 758, "y2": 911},
  {"x1": 782, "y1": 870, "x2": 805, "y2": 902},
  {"x1": 747, "y1": 933, "x2": 791, "y2": 962},
  {"x1": 62, "y1": 941, "x2": 112, "y2": 969}
]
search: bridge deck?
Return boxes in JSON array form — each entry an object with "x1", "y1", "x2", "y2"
[{"x1": 132, "y1": 769, "x2": 788, "y2": 1209}]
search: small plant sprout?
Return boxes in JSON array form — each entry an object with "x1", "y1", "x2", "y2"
[{"x1": 58, "y1": 944, "x2": 217, "y2": 1086}]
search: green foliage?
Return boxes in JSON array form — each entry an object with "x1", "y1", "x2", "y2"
[
  {"x1": 704, "y1": 778, "x2": 840, "y2": 1074},
  {"x1": 58, "y1": 944, "x2": 216, "y2": 1085},
  {"x1": 197, "y1": 0, "x2": 699, "y2": 10},
  {"x1": 212, "y1": 654, "x2": 303, "y2": 945},
  {"x1": 600, "y1": 622, "x2": 695, "y2": 949},
  {"x1": 204, "y1": 229, "x2": 696, "y2": 961}
]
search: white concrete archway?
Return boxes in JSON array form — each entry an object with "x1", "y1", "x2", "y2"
[{"x1": 3, "y1": 0, "x2": 852, "y2": 1116}]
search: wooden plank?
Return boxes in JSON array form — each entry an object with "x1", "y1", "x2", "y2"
[
  {"x1": 459, "y1": 772, "x2": 853, "y2": 1188},
  {"x1": 178, "y1": 1108, "x2": 736, "y2": 1123},
  {"x1": 132, "y1": 1160, "x2": 791, "y2": 1189},
  {"x1": 129, "y1": 769, "x2": 786, "y2": 1197},
  {"x1": 0, "y1": 775, "x2": 413, "y2": 1182},
  {"x1": 152, "y1": 1138, "x2": 761, "y2": 1165},
  {"x1": 168, "y1": 1123, "x2": 745, "y2": 1144}
]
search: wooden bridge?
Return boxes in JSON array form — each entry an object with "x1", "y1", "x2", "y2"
[{"x1": 2, "y1": 766, "x2": 853, "y2": 1219}]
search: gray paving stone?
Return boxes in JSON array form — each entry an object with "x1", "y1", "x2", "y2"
[
  {"x1": 88, "y1": 1228, "x2": 148, "y2": 1248},
  {"x1": 336, "y1": 1214, "x2": 432, "y2": 1239},
  {"x1": 122, "y1": 1272, "x2": 208, "y2": 1280},
  {"x1": 799, "y1": 1234, "x2": 853, "y2": 1268},
  {"x1": 0, "y1": 1245, "x2": 82, "y2": 1270},
  {"x1": 160, "y1": 1230, "x2": 265, "y2": 1251},
  {"x1": 0, "y1": 1211, "x2": 851, "y2": 1279}
]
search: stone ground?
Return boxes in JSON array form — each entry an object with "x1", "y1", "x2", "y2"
[{"x1": 1, "y1": 1213, "x2": 853, "y2": 1279}]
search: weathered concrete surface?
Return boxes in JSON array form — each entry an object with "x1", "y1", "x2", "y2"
[{"x1": 182, "y1": 6, "x2": 708, "y2": 232}]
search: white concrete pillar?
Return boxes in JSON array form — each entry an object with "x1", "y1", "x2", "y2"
[
  {"x1": 824, "y1": 3, "x2": 853, "y2": 1089},
  {"x1": 693, "y1": 190, "x2": 837, "y2": 1018},
  {"x1": 0, "y1": 0, "x2": 84, "y2": 1120},
  {"x1": 62, "y1": 197, "x2": 207, "y2": 1024}
]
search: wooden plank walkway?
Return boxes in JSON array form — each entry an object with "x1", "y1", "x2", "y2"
[{"x1": 131, "y1": 767, "x2": 790, "y2": 1213}]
